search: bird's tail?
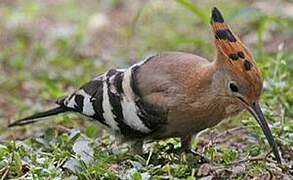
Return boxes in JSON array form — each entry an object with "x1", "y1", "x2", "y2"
[{"x1": 8, "y1": 106, "x2": 68, "y2": 127}]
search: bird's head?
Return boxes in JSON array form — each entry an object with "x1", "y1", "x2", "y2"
[{"x1": 210, "y1": 7, "x2": 281, "y2": 164}]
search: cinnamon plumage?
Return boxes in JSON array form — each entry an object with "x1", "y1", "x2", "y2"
[{"x1": 9, "y1": 7, "x2": 281, "y2": 164}]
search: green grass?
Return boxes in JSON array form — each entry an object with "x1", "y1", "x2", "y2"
[{"x1": 0, "y1": 0, "x2": 292, "y2": 179}]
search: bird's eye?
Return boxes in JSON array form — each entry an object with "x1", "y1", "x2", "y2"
[{"x1": 229, "y1": 82, "x2": 239, "y2": 92}]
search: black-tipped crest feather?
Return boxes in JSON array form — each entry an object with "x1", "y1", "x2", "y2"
[
  {"x1": 211, "y1": 7, "x2": 224, "y2": 23},
  {"x1": 8, "y1": 106, "x2": 68, "y2": 127}
]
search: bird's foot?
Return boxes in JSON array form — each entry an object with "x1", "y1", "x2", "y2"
[
  {"x1": 129, "y1": 140, "x2": 144, "y2": 155},
  {"x1": 184, "y1": 149, "x2": 210, "y2": 163}
]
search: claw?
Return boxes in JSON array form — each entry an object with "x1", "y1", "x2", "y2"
[{"x1": 188, "y1": 149, "x2": 210, "y2": 163}]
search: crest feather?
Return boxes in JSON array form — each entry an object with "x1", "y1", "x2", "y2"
[{"x1": 211, "y1": 7, "x2": 254, "y2": 66}]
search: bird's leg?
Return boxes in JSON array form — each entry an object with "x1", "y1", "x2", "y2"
[
  {"x1": 129, "y1": 140, "x2": 144, "y2": 155},
  {"x1": 180, "y1": 135, "x2": 209, "y2": 163},
  {"x1": 180, "y1": 135, "x2": 193, "y2": 152}
]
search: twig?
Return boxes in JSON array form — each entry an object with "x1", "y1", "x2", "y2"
[
  {"x1": 55, "y1": 125, "x2": 72, "y2": 134},
  {"x1": 10, "y1": 172, "x2": 29, "y2": 180},
  {"x1": 265, "y1": 167, "x2": 273, "y2": 180},
  {"x1": 228, "y1": 150, "x2": 275, "y2": 165},
  {"x1": 191, "y1": 168, "x2": 196, "y2": 177},
  {"x1": 0, "y1": 168, "x2": 9, "y2": 180},
  {"x1": 228, "y1": 156, "x2": 267, "y2": 165},
  {"x1": 214, "y1": 127, "x2": 246, "y2": 139},
  {"x1": 146, "y1": 148, "x2": 153, "y2": 166},
  {"x1": 278, "y1": 105, "x2": 285, "y2": 136}
]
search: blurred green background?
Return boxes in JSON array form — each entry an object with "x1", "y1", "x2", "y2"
[{"x1": 0, "y1": 0, "x2": 292, "y2": 179}]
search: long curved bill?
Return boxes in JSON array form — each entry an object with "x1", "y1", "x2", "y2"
[{"x1": 246, "y1": 102, "x2": 282, "y2": 164}]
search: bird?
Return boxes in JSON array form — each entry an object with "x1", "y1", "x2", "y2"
[{"x1": 9, "y1": 7, "x2": 281, "y2": 164}]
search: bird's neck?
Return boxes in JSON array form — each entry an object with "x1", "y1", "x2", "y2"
[{"x1": 199, "y1": 58, "x2": 243, "y2": 116}]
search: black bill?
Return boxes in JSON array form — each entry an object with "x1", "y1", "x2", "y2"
[{"x1": 247, "y1": 102, "x2": 282, "y2": 164}]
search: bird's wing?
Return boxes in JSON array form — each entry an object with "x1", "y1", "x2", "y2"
[
  {"x1": 135, "y1": 52, "x2": 211, "y2": 134},
  {"x1": 58, "y1": 55, "x2": 169, "y2": 138}
]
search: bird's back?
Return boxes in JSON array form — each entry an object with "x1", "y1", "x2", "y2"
[{"x1": 136, "y1": 52, "x2": 211, "y2": 102}]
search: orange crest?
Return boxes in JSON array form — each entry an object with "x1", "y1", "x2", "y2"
[{"x1": 211, "y1": 7, "x2": 263, "y2": 100}]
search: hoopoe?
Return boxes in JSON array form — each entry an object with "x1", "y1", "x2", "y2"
[{"x1": 9, "y1": 7, "x2": 281, "y2": 164}]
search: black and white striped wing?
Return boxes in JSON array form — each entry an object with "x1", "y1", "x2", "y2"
[{"x1": 58, "y1": 56, "x2": 167, "y2": 138}]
